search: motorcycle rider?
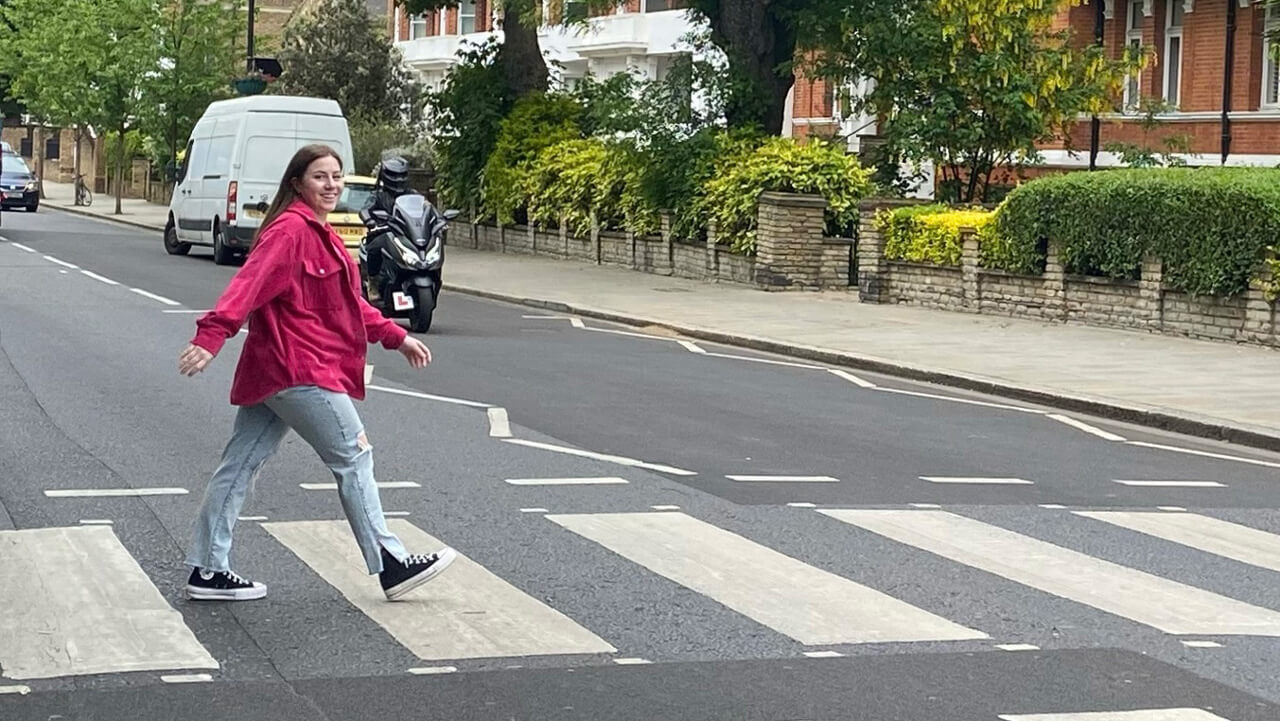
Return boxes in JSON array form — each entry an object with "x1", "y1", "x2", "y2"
[{"x1": 360, "y1": 155, "x2": 413, "y2": 287}]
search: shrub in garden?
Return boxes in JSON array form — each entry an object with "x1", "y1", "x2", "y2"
[
  {"x1": 427, "y1": 39, "x2": 511, "y2": 213},
  {"x1": 701, "y1": 137, "x2": 873, "y2": 255},
  {"x1": 877, "y1": 204, "x2": 993, "y2": 267},
  {"x1": 646, "y1": 127, "x2": 765, "y2": 244},
  {"x1": 523, "y1": 139, "x2": 657, "y2": 237},
  {"x1": 482, "y1": 93, "x2": 583, "y2": 224},
  {"x1": 989, "y1": 167, "x2": 1280, "y2": 297}
]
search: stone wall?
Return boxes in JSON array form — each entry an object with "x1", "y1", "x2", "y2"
[{"x1": 857, "y1": 201, "x2": 1280, "y2": 348}]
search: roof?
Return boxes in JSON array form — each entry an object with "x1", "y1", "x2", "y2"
[{"x1": 203, "y1": 95, "x2": 345, "y2": 118}]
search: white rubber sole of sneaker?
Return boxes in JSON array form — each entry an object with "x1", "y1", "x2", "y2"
[
  {"x1": 186, "y1": 584, "x2": 267, "y2": 601},
  {"x1": 384, "y1": 547, "x2": 458, "y2": 601}
]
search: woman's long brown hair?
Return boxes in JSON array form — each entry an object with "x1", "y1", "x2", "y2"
[{"x1": 250, "y1": 143, "x2": 344, "y2": 249}]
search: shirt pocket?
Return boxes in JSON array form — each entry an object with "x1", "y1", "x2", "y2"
[{"x1": 300, "y1": 258, "x2": 343, "y2": 310}]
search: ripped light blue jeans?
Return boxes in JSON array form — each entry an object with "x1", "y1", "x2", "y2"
[{"x1": 186, "y1": 385, "x2": 409, "y2": 574}]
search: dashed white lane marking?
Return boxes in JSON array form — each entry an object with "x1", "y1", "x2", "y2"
[
  {"x1": 78, "y1": 519, "x2": 114, "y2": 526},
  {"x1": 651, "y1": 505, "x2": 681, "y2": 511},
  {"x1": 162, "y1": 309, "x2": 209, "y2": 314},
  {"x1": 677, "y1": 340, "x2": 706, "y2": 354},
  {"x1": 874, "y1": 387, "x2": 1041, "y2": 413},
  {"x1": 1046, "y1": 414, "x2": 1126, "y2": 442},
  {"x1": 1076, "y1": 511, "x2": 1280, "y2": 573},
  {"x1": 787, "y1": 502, "x2": 817, "y2": 508},
  {"x1": 383, "y1": 511, "x2": 411, "y2": 517},
  {"x1": 549, "y1": 511, "x2": 986, "y2": 645},
  {"x1": 611, "y1": 657, "x2": 653, "y2": 665},
  {"x1": 505, "y1": 477, "x2": 629, "y2": 486},
  {"x1": 1181, "y1": 640, "x2": 1223, "y2": 648},
  {"x1": 1113, "y1": 480, "x2": 1226, "y2": 488},
  {"x1": 0, "y1": 685, "x2": 32, "y2": 695},
  {"x1": 59, "y1": 270, "x2": 68, "y2": 274},
  {"x1": 238, "y1": 516, "x2": 269, "y2": 522},
  {"x1": 10, "y1": 242, "x2": 36, "y2": 253},
  {"x1": 129, "y1": 288, "x2": 180, "y2": 306},
  {"x1": 502, "y1": 437, "x2": 697, "y2": 477},
  {"x1": 726, "y1": 475, "x2": 839, "y2": 483},
  {"x1": 408, "y1": 666, "x2": 458, "y2": 675},
  {"x1": 569, "y1": 317, "x2": 585, "y2": 328},
  {"x1": 300, "y1": 481, "x2": 420, "y2": 490},
  {"x1": 43, "y1": 255, "x2": 78, "y2": 269},
  {"x1": 910, "y1": 503, "x2": 942, "y2": 509},
  {"x1": 827, "y1": 368, "x2": 876, "y2": 388},
  {"x1": 996, "y1": 643, "x2": 1040, "y2": 651},
  {"x1": 921, "y1": 477, "x2": 1034, "y2": 485},
  {"x1": 487, "y1": 407, "x2": 512, "y2": 438},
  {"x1": 1039, "y1": 504, "x2": 1068, "y2": 510},
  {"x1": 802, "y1": 650, "x2": 845, "y2": 658},
  {"x1": 1126, "y1": 440, "x2": 1280, "y2": 469},
  {"x1": 1158, "y1": 506, "x2": 1187, "y2": 512},
  {"x1": 520, "y1": 507, "x2": 550, "y2": 513},
  {"x1": 161, "y1": 673, "x2": 213, "y2": 684},
  {"x1": 1000, "y1": 710, "x2": 1234, "y2": 721},
  {"x1": 522, "y1": 314, "x2": 564, "y2": 319},
  {"x1": 80, "y1": 269, "x2": 119, "y2": 286},
  {"x1": 704, "y1": 351, "x2": 822, "y2": 370},
  {"x1": 367, "y1": 384, "x2": 492, "y2": 409},
  {"x1": 45, "y1": 487, "x2": 189, "y2": 497}
]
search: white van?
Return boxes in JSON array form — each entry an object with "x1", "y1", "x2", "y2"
[{"x1": 163, "y1": 95, "x2": 354, "y2": 264}]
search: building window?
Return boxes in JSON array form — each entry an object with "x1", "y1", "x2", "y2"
[
  {"x1": 409, "y1": 13, "x2": 428, "y2": 39},
  {"x1": 1124, "y1": 0, "x2": 1143, "y2": 109},
  {"x1": 459, "y1": 0, "x2": 477, "y2": 34},
  {"x1": 645, "y1": 0, "x2": 686, "y2": 10},
  {"x1": 1163, "y1": 0, "x2": 1183, "y2": 107},
  {"x1": 1265, "y1": 4, "x2": 1280, "y2": 108}
]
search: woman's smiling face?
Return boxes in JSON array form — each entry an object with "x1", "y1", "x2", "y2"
[{"x1": 293, "y1": 155, "x2": 345, "y2": 215}]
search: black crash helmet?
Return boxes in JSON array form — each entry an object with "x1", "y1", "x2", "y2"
[{"x1": 376, "y1": 155, "x2": 411, "y2": 194}]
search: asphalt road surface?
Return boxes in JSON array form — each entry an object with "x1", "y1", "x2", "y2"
[{"x1": 1, "y1": 208, "x2": 1279, "y2": 721}]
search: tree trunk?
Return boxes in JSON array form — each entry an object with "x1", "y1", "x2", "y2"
[
  {"x1": 33, "y1": 126, "x2": 45, "y2": 200},
  {"x1": 498, "y1": 4, "x2": 547, "y2": 99},
  {"x1": 115, "y1": 123, "x2": 125, "y2": 215},
  {"x1": 73, "y1": 126, "x2": 83, "y2": 206},
  {"x1": 704, "y1": 0, "x2": 795, "y2": 135}
]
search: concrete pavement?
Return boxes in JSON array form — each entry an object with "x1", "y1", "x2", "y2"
[{"x1": 33, "y1": 179, "x2": 1280, "y2": 449}]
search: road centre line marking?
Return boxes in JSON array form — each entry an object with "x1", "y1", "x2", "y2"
[
  {"x1": 787, "y1": 502, "x2": 818, "y2": 508},
  {"x1": 1039, "y1": 504, "x2": 1068, "y2": 510},
  {"x1": 1113, "y1": 480, "x2": 1226, "y2": 488},
  {"x1": 802, "y1": 650, "x2": 845, "y2": 658},
  {"x1": 1046, "y1": 414, "x2": 1126, "y2": 442},
  {"x1": 651, "y1": 505, "x2": 681, "y2": 511},
  {"x1": 522, "y1": 314, "x2": 564, "y2": 319},
  {"x1": 827, "y1": 368, "x2": 877, "y2": 388},
  {"x1": 367, "y1": 384, "x2": 492, "y2": 409},
  {"x1": 505, "y1": 477, "x2": 629, "y2": 486},
  {"x1": 872, "y1": 387, "x2": 1043, "y2": 413},
  {"x1": 10, "y1": 242, "x2": 35, "y2": 253},
  {"x1": 383, "y1": 511, "x2": 411, "y2": 517},
  {"x1": 1000, "y1": 709, "x2": 1235, "y2": 721},
  {"x1": 78, "y1": 519, "x2": 114, "y2": 526},
  {"x1": 300, "y1": 481, "x2": 420, "y2": 490},
  {"x1": 995, "y1": 643, "x2": 1040, "y2": 651},
  {"x1": 81, "y1": 269, "x2": 119, "y2": 286},
  {"x1": 0, "y1": 685, "x2": 31, "y2": 694},
  {"x1": 921, "y1": 477, "x2": 1034, "y2": 485},
  {"x1": 129, "y1": 287, "x2": 181, "y2": 306},
  {"x1": 678, "y1": 340, "x2": 706, "y2": 354},
  {"x1": 160, "y1": 673, "x2": 213, "y2": 684},
  {"x1": 520, "y1": 507, "x2": 550, "y2": 513},
  {"x1": 502, "y1": 437, "x2": 697, "y2": 476},
  {"x1": 162, "y1": 309, "x2": 209, "y2": 314},
  {"x1": 487, "y1": 407, "x2": 512, "y2": 438},
  {"x1": 1125, "y1": 440, "x2": 1280, "y2": 469},
  {"x1": 1181, "y1": 640, "x2": 1223, "y2": 648},
  {"x1": 727, "y1": 475, "x2": 839, "y2": 483},
  {"x1": 43, "y1": 255, "x2": 78, "y2": 269},
  {"x1": 1158, "y1": 506, "x2": 1187, "y2": 512},
  {"x1": 408, "y1": 666, "x2": 458, "y2": 675},
  {"x1": 910, "y1": 503, "x2": 942, "y2": 509},
  {"x1": 45, "y1": 487, "x2": 189, "y2": 497}
]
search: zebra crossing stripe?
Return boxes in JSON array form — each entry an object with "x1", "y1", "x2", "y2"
[
  {"x1": 0, "y1": 526, "x2": 217, "y2": 680},
  {"x1": 1075, "y1": 511, "x2": 1280, "y2": 574},
  {"x1": 999, "y1": 709, "x2": 1235, "y2": 720},
  {"x1": 547, "y1": 511, "x2": 986, "y2": 645},
  {"x1": 821, "y1": 510, "x2": 1280, "y2": 637},
  {"x1": 263, "y1": 520, "x2": 616, "y2": 661}
]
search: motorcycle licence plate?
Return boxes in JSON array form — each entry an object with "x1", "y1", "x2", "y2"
[{"x1": 392, "y1": 291, "x2": 415, "y2": 311}]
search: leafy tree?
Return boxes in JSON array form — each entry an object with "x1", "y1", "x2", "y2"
[
  {"x1": 279, "y1": 0, "x2": 423, "y2": 122},
  {"x1": 427, "y1": 38, "x2": 512, "y2": 211},
  {"x1": 807, "y1": 0, "x2": 1141, "y2": 202},
  {"x1": 397, "y1": 0, "x2": 547, "y2": 100}
]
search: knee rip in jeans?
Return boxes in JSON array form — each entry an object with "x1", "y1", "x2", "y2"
[{"x1": 356, "y1": 431, "x2": 372, "y2": 452}]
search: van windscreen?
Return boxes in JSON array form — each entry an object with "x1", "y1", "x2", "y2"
[{"x1": 241, "y1": 137, "x2": 345, "y2": 182}]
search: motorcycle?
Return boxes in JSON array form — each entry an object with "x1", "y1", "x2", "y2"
[{"x1": 358, "y1": 193, "x2": 459, "y2": 333}]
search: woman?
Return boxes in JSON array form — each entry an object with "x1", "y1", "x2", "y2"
[{"x1": 178, "y1": 144, "x2": 455, "y2": 602}]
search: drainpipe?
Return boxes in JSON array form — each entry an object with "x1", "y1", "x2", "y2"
[
  {"x1": 1090, "y1": 0, "x2": 1106, "y2": 170},
  {"x1": 1221, "y1": 0, "x2": 1237, "y2": 165}
]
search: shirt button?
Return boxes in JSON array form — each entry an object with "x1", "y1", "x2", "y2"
[{"x1": 319, "y1": 269, "x2": 325, "y2": 274}]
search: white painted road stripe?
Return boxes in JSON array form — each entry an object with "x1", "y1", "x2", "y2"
[
  {"x1": 678, "y1": 340, "x2": 706, "y2": 354},
  {"x1": 612, "y1": 657, "x2": 653, "y2": 665},
  {"x1": 726, "y1": 475, "x2": 839, "y2": 483},
  {"x1": 78, "y1": 519, "x2": 114, "y2": 526},
  {"x1": 0, "y1": 526, "x2": 217, "y2": 679},
  {"x1": 995, "y1": 643, "x2": 1040, "y2": 651},
  {"x1": 1181, "y1": 640, "x2": 1223, "y2": 648},
  {"x1": 161, "y1": 673, "x2": 213, "y2": 683},
  {"x1": 367, "y1": 384, "x2": 492, "y2": 408},
  {"x1": 1126, "y1": 440, "x2": 1280, "y2": 469},
  {"x1": 10, "y1": 242, "x2": 35, "y2": 253},
  {"x1": 802, "y1": 650, "x2": 845, "y2": 658},
  {"x1": 1113, "y1": 480, "x2": 1226, "y2": 488},
  {"x1": 506, "y1": 476, "x2": 629, "y2": 486},
  {"x1": 0, "y1": 685, "x2": 31, "y2": 695},
  {"x1": 1000, "y1": 710, "x2": 1234, "y2": 721},
  {"x1": 238, "y1": 516, "x2": 269, "y2": 522},
  {"x1": 43, "y1": 255, "x2": 78, "y2": 269},
  {"x1": 129, "y1": 287, "x2": 180, "y2": 306},
  {"x1": 874, "y1": 387, "x2": 1042, "y2": 413},
  {"x1": 408, "y1": 666, "x2": 457, "y2": 675},
  {"x1": 547, "y1": 511, "x2": 986, "y2": 645},
  {"x1": 162, "y1": 309, "x2": 209, "y2": 314},
  {"x1": 45, "y1": 487, "x2": 189, "y2": 497},
  {"x1": 300, "y1": 481, "x2": 420, "y2": 490},
  {"x1": 1076, "y1": 511, "x2": 1280, "y2": 574},
  {"x1": 827, "y1": 368, "x2": 876, "y2": 388},
  {"x1": 822, "y1": 509, "x2": 1280, "y2": 636},
  {"x1": 920, "y1": 476, "x2": 1034, "y2": 485},
  {"x1": 264, "y1": 520, "x2": 615, "y2": 660},
  {"x1": 704, "y1": 351, "x2": 822, "y2": 370},
  {"x1": 503, "y1": 437, "x2": 697, "y2": 476},
  {"x1": 80, "y1": 269, "x2": 119, "y2": 285},
  {"x1": 1046, "y1": 414, "x2": 1127, "y2": 442},
  {"x1": 487, "y1": 407, "x2": 512, "y2": 438}
]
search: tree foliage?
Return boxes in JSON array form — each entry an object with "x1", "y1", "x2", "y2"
[
  {"x1": 427, "y1": 38, "x2": 513, "y2": 211},
  {"x1": 396, "y1": 0, "x2": 548, "y2": 99}
]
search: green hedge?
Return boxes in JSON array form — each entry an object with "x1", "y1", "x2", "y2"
[
  {"x1": 877, "y1": 204, "x2": 994, "y2": 267},
  {"x1": 989, "y1": 168, "x2": 1280, "y2": 296},
  {"x1": 523, "y1": 138, "x2": 656, "y2": 236},
  {"x1": 482, "y1": 93, "x2": 583, "y2": 224}
]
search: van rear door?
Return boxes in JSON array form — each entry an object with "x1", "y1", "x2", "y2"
[{"x1": 235, "y1": 113, "x2": 300, "y2": 235}]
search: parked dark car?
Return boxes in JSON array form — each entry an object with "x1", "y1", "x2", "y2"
[{"x1": 0, "y1": 152, "x2": 38, "y2": 212}]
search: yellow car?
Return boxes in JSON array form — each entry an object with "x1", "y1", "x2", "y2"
[{"x1": 328, "y1": 175, "x2": 378, "y2": 262}]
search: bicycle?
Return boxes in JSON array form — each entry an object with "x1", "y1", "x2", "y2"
[{"x1": 74, "y1": 174, "x2": 93, "y2": 207}]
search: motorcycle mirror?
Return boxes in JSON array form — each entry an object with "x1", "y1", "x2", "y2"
[{"x1": 443, "y1": 209, "x2": 461, "y2": 221}]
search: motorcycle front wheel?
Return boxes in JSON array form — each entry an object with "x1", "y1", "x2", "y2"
[{"x1": 409, "y1": 287, "x2": 435, "y2": 333}]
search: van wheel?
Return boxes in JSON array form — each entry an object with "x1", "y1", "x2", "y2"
[
  {"x1": 212, "y1": 223, "x2": 234, "y2": 265},
  {"x1": 164, "y1": 223, "x2": 191, "y2": 256}
]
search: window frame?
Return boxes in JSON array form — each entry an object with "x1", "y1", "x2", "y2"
[
  {"x1": 1264, "y1": 4, "x2": 1280, "y2": 109},
  {"x1": 1162, "y1": 0, "x2": 1183, "y2": 108},
  {"x1": 1123, "y1": 0, "x2": 1144, "y2": 109},
  {"x1": 459, "y1": 0, "x2": 477, "y2": 34},
  {"x1": 409, "y1": 12, "x2": 428, "y2": 39}
]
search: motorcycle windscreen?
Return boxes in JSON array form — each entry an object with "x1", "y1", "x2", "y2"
[{"x1": 391, "y1": 195, "x2": 431, "y2": 240}]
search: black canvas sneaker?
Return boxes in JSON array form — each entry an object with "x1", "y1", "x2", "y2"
[
  {"x1": 380, "y1": 547, "x2": 457, "y2": 601},
  {"x1": 186, "y1": 567, "x2": 267, "y2": 601}
]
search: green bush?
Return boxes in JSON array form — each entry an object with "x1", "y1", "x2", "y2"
[
  {"x1": 701, "y1": 137, "x2": 874, "y2": 255},
  {"x1": 427, "y1": 39, "x2": 511, "y2": 213},
  {"x1": 645, "y1": 128, "x2": 765, "y2": 243},
  {"x1": 878, "y1": 204, "x2": 993, "y2": 267},
  {"x1": 524, "y1": 139, "x2": 658, "y2": 237},
  {"x1": 482, "y1": 93, "x2": 583, "y2": 224},
  {"x1": 990, "y1": 168, "x2": 1280, "y2": 296}
]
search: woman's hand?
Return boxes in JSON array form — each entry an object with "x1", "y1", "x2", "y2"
[
  {"x1": 398, "y1": 336, "x2": 432, "y2": 369},
  {"x1": 179, "y1": 343, "x2": 215, "y2": 376}
]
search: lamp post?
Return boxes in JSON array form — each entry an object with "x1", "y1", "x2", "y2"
[
  {"x1": 1089, "y1": 0, "x2": 1104, "y2": 171},
  {"x1": 246, "y1": 0, "x2": 255, "y2": 74}
]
